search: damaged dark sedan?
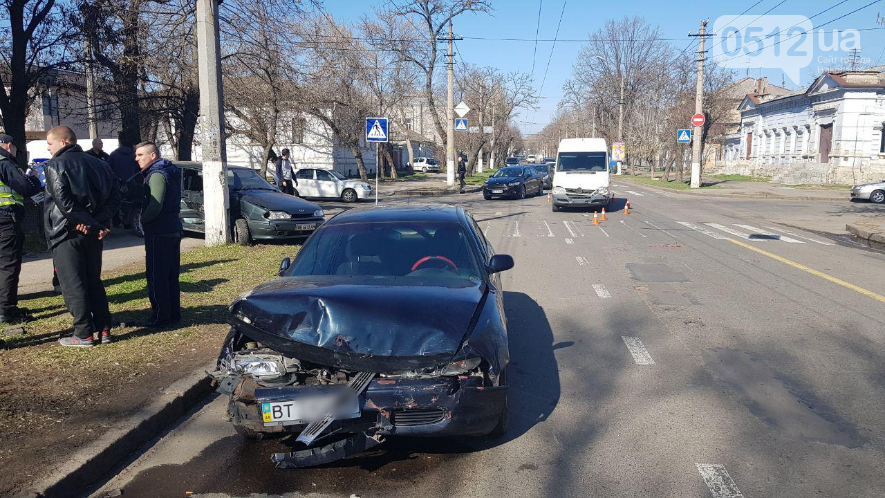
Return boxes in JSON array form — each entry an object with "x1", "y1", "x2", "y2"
[{"x1": 212, "y1": 205, "x2": 515, "y2": 468}]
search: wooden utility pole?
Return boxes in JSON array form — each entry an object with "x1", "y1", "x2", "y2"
[
  {"x1": 445, "y1": 21, "x2": 456, "y2": 187},
  {"x1": 689, "y1": 19, "x2": 711, "y2": 189},
  {"x1": 196, "y1": 0, "x2": 230, "y2": 245},
  {"x1": 85, "y1": 39, "x2": 98, "y2": 139}
]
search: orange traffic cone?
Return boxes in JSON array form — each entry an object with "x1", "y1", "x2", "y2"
[
  {"x1": 624, "y1": 200, "x2": 630, "y2": 215},
  {"x1": 593, "y1": 211, "x2": 599, "y2": 225},
  {"x1": 547, "y1": 193, "x2": 551, "y2": 203},
  {"x1": 601, "y1": 207, "x2": 607, "y2": 221}
]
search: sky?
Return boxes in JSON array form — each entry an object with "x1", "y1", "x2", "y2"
[{"x1": 322, "y1": 0, "x2": 885, "y2": 137}]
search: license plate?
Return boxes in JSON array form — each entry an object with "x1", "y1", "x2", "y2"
[
  {"x1": 295, "y1": 223, "x2": 317, "y2": 231},
  {"x1": 261, "y1": 393, "x2": 360, "y2": 425},
  {"x1": 492, "y1": 190, "x2": 504, "y2": 194}
]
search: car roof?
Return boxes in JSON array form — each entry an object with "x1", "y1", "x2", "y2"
[
  {"x1": 173, "y1": 161, "x2": 251, "y2": 172},
  {"x1": 324, "y1": 205, "x2": 466, "y2": 226}
]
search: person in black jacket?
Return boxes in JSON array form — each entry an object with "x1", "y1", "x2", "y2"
[
  {"x1": 458, "y1": 154, "x2": 467, "y2": 193},
  {"x1": 0, "y1": 134, "x2": 42, "y2": 324},
  {"x1": 274, "y1": 148, "x2": 296, "y2": 195},
  {"x1": 107, "y1": 135, "x2": 139, "y2": 228},
  {"x1": 44, "y1": 126, "x2": 121, "y2": 347},
  {"x1": 134, "y1": 142, "x2": 182, "y2": 328},
  {"x1": 85, "y1": 138, "x2": 109, "y2": 162}
]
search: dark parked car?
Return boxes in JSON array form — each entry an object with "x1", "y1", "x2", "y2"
[
  {"x1": 483, "y1": 166, "x2": 544, "y2": 199},
  {"x1": 533, "y1": 164, "x2": 553, "y2": 190},
  {"x1": 211, "y1": 206, "x2": 514, "y2": 468},
  {"x1": 177, "y1": 162, "x2": 325, "y2": 245},
  {"x1": 504, "y1": 157, "x2": 520, "y2": 166}
]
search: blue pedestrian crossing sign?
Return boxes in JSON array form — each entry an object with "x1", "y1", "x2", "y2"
[
  {"x1": 677, "y1": 129, "x2": 692, "y2": 143},
  {"x1": 454, "y1": 118, "x2": 468, "y2": 132},
  {"x1": 366, "y1": 117, "x2": 389, "y2": 143}
]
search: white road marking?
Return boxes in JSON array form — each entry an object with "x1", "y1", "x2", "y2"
[
  {"x1": 563, "y1": 221, "x2": 585, "y2": 237},
  {"x1": 575, "y1": 256, "x2": 589, "y2": 266},
  {"x1": 621, "y1": 336, "x2": 655, "y2": 365},
  {"x1": 565, "y1": 238, "x2": 574, "y2": 245},
  {"x1": 705, "y1": 223, "x2": 757, "y2": 240},
  {"x1": 676, "y1": 222, "x2": 728, "y2": 240},
  {"x1": 696, "y1": 464, "x2": 744, "y2": 498},
  {"x1": 506, "y1": 220, "x2": 521, "y2": 237},
  {"x1": 598, "y1": 225, "x2": 610, "y2": 237},
  {"x1": 620, "y1": 220, "x2": 647, "y2": 238},
  {"x1": 734, "y1": 224, "x2": 804, "y2": 243},
  {"x1": 495, "y1": 211, "x2": 503, "y2": 216},
  {"x1": 538, "y1": 221, "x2": 555, "y2": 237},
  {"x1": 592, "y1": 284, "x2": 611, "y2": 299},
  {"x1": 763, "y1": 225, "x2": 834, "y2": 246},
  {"x1": 644, "y1": 220, "x2": 678, "y2": 240},
  {"x1": 624, "y1": 190, "x2": 645, "y2": 197}
]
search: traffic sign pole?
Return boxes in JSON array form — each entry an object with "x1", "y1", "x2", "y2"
[{"x1": 689, "y1": 20, "x2": 710, "y2": 189}]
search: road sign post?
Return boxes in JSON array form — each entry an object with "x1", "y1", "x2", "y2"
[{"x1": 366, "y1": 118, "x2": 388, "y2": 206}]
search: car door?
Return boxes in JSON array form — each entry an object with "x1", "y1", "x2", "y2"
[
  {"x1": 295, "y1": 169, "x2": 318, "y2": 197},
  {"x1": 180, "y1": 167, "x2": 205, "y2": 232},
  {"x1": 523, "y1": 168, "x2": 539, "y2": 191},
  {"x1": 315, "y1": 170, "x2": 341, "y2": 198}
]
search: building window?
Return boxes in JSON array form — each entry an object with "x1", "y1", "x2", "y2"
[{"x1": 405, "y1": 118, "x2": 414, "y2": 131}]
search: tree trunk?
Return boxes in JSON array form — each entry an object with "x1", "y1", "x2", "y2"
[
  {"x1": 403, "y1": 139, "x2": 415, "y2": 173},
  {"x1": 260, "y1": 143, "x2": 275, "y2": 180},
  {"x1": 466, "y1": 138, "x2": 486, "y2": 176},
  {"x1": 116, "y1": 7, "x2": 142, "y2": 147},
  {"x1": 348, "y1": 144, "x2": 368, "y2": 182},
  {"x1": 382, "y1": 143, "x2": 397, "y2": 179},
  {"x1": 176, "y1": 89, "x2": 199, "y2": 161}
]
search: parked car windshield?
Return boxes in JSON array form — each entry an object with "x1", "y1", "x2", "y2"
[
  {"x1": 228, "y1": 168, "x2": 278, "y2": 191},
  {"x1": 290, "y1": 222, "x2": 482, "y2": 282},
  {"x1": 505, "y1": 157, "x2": 519, "y2": 165},
  {"x1": 557, "y1": 152, "x2": 608, "y2": 172},
  {"x1": 493, "y1": 167, "x2": 524, "y2": 178},
  {"x1": 533, "y1": 165, "x2": 548, "y2": 175}
]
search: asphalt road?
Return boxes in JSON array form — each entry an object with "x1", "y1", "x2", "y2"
[{"x1": 92, "y1": 183, "x2": 885, "y2": 497}]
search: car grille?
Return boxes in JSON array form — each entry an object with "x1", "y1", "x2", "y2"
[
  {"x1": 391, "y1": 408, "x2": 447, "y2": 426},
  {"x1": 288, "y1": 213, "x2": 316, "y2": 219}
]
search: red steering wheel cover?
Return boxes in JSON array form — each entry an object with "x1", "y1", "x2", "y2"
[{"x1": 411, "y1": 255, "x2": 459, "y2": 272}]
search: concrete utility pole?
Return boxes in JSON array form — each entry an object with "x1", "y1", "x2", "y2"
[
  {"x1": 196, "y1": 0, "x2": 230, "y2": 245},
  {"x1": 690, "y1": 19, "x2": 710, "y2": 189},
  {"x1": 85, "y1": 39, "x2": 98, "y2": 140},
  {"x1": 445, "y1": 20, "x2": 456, "y2": 187}
]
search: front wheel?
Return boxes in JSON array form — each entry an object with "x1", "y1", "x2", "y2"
[
  {"x1": 341, "y1": 188, "x2": 358, "y2": 203},
  {"x1": 483, "y1": 193, "x2": 492, "y2": 200},
  {"x1": 518, "y1": 185, "x2": 526, "y2": 200},
  {"x1": 537, "y1": 183, "x2": 543, "y2": 196},
  {"x1": 422, "y1": 167, "x2": 428, "y2": 173},
  {"x1": 234, "y1": 218, "x2": 252, "y2": 246},
  {"x1": 552, "y1": 203, "x2": 561, "y2": 212},
  {"x1": 871, "y1": 190, "x2": 885, "y2": 204}
]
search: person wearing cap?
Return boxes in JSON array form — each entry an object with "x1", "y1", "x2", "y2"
[
  {"x1": 0, "y1": 134, "x2": 42, "y2": 324},
  {"x1": 85, "y1": 138, "x2": 109, "y2": 162},
  {"x1": 274, "y1": 148, "x2": 297, "y2": 195}
]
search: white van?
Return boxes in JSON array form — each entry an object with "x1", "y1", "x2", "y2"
[{"x1": 551, "y1": 138, "x2": 612, "y2": 212}]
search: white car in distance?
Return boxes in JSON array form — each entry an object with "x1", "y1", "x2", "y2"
[{"x1": 293, "y1": 168, "x2": 372, "y2": 203}]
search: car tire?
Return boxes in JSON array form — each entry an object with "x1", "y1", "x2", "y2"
[
  {"x1": 537, "y1": 183, "x2": 543, "y2": 196},
  {"x1": 234, "y1": 218, "x2": 252, "y2": 246},
  {"x1": 422, "y1": 167, "x2": 428, "y2": 173},
  {"x1": 552, "y1": 203, "x2": 561, "y2": 212},
  {"x1": 871, "y1": 190, "x2": 885, "y2": 204},
  {"x1": 488, "y1": 369, "x2": 509, "y2": 437},
  {"x1": 341, "y1": 188, "x2": 358, "y2": 203},
  {"x1": 518, "y1": 185, "x2": 526, "y2": 199},
  {"x1": 483, "y1": 193, "x2": 492, "y2": 200}
]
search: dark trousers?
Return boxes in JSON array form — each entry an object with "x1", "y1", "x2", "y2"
[
  {"x1": 458, "y1": 173, "x2": 466, "y2": 189},
  {"x1": 280, "y1": 180, "x2": 295, "y2": 196},
  {"x1": 53, "y1": 235, "x2": 111, "y2": 338},
  {"x1": 145, "y1": 233, "x2": 181, "y2": 323},
  {"x1": 0, "y1": 216, "x2": 24, "y2": 315}
]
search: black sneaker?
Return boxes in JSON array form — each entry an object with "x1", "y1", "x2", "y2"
[
  {"x1": 100, "y1": 330, "x2": 112, "y2": 344},
  {"x1": 0, "y1": 314, "x2": 31, "y2": 325},
  {"x1": 58, "y1": 336, "x2": 95, "y2": 348}
]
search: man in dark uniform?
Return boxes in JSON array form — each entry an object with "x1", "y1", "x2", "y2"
[
  {"x1": 107, "y1": 134, "x2": 139, "y2": 228},
  {"x1": 0, "y1": 134, "x2": 42, "y2": 324},
  {"x1": 458, "y1": 154, "x2": 467, "y2": 193},
  {"x1": 85, "y1": 138, "x2": 109, "y2": 162},
  {"x1": 44, "y1": 126, "x2": 121, "y2": 347},
  {"x1": 134, "y1": 142, "x2": 181, "y2": 328}
]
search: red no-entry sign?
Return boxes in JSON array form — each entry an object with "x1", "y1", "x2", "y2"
[{"x1": 691, "y1": 114, "x2": 706, "y2": 127}]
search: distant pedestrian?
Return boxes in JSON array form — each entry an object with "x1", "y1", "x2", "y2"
[
  {"x1": 44, "y1": 126, "x2": 121, "y2": 347},
  {"x1": 85, "y1": 138, "x2": 109, "y2": 162},
  {"x1": 134, "y1": 142, "x2": 181, "y2": 328},
  {"x1": 275, "y1": 148, "x2": 296, "y2": 195},
  {"x1": 107, "y1": 134, "x2": 140, "y2": 228},
  {"x1": 458, "y1": 155, "x2": 467, "y2": 193},
  {"x1": 0, "y1": 134, "x2": 42, "y2": 324}
]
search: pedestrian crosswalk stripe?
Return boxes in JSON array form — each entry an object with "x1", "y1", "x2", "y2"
[
  {"x1": 505, "y1": 220, "x2": 520, "y2": 237},
  {"x1": 734, "y1": 225, "x2": 804, "y2": 243},
  {"x1": 677, "y1": 221, "x2": 729, "y2": 240},
  {"x1": 696, "y1": 464, "x2": 743, "y2": 498},
  {"x1": 704, "y1": 223, "x2": 757, "y2": 240},
  {"x1": 575, "y1": 256, "x2": 589, "y2": 266},
  {"x1": 563, "y1": 221, "x2": 584, "y2": 237},
  {"x1": 565, "y1": 238, "x2": 574, "y2": 244},
  {"x1": 763, "y1": 226, "x2": 834, "y2": 246},
  {"x1": 622, "y1": 336, "x2": 655, "y2": 365},
  {"x1": 593, "y1": 284, "x2": 611, "y2": 299},
  {"x1": 624, "y1": 190, "x2": 645, "y2": 197},
  {"x1": 620, "y1": 220, "x2": 647, "y2": 238},
  {"x1": 538, "y1": 221, "x2": 555, "y2": 237}
]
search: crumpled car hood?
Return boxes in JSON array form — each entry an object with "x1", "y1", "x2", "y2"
[
  {"x1": 238, "y1": 190, "x2": 320, "y2": 213},
  {"x1": 229, "y1": 276, "x2": 486, "y2": 372}
]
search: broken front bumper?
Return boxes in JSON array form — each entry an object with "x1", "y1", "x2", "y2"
[{"x1": 228, "y1": 375, "x2": 507, "y2": 439}]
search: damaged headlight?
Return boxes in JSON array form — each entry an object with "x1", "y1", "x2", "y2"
[
  {"x1": 233, "y1": 355, "x2": 286, "y2": 379},
  {"x1": 267, "y1": 210, "x2": 291, "y2": 220},
  {"x1": 437, "y1": 357, "x2": 482, "y2": 376}
]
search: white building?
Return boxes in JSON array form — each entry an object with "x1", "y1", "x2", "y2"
[{"x1": 716, "y1": 68, "x2": 885, "y2": 185}]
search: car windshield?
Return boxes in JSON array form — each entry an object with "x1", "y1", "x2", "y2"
[
  {"x1": 493, "y1": 167, "x2": 524, "y2": 178},
  {"x1": 505, "y1": 158, "x2": 519, "y2": 165},
  {"x1": 533, "y1": 166, "x2": 548, "y2": 174},
  {"x1": 228, "y1": 168, "x2": 278, "y2": 191},
  {"x1": 290, "y1": 222, "x2": 482, "y2": 282},
  {"x1": 329, "y1": 170, "x2": 346, "y2": 180},
  {"x1": 557, "y1": 152, "x2": 608, "y2": 172}
]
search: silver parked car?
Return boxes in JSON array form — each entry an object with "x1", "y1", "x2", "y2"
[{"x1": 851, "y1": 180, "x2": 885, "y2": 204}]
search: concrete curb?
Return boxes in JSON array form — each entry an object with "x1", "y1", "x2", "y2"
[
  {"x1": 24, "y1": 366, "x2": 215, "y2": 498},
  {"x1": 389, "y1": 186, "x2": 483, "y2": 196},
  {"x1": 846, "y1": 220, "x2": 885, "y2": 245},
  {"x1": 616, "y1": 178, "x2": 846, "y2": 202}
]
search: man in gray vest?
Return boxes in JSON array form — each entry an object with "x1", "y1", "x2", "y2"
[{"x1": 0, "y1": 134, "x2": 41, "y2": 324}]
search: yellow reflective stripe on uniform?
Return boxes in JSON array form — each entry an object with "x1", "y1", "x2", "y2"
[{"x1": 0, "y1": 179, "x2": 24, "y2": 206}]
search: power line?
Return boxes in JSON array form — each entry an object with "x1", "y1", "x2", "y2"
[
  {"x1": 530, "y1": 0, "x2": 544, "y2": 78},
  {"x1": 537, "y1": 0, "x2": 567, "y2": 96}
]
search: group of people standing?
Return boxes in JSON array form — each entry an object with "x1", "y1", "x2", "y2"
[{"x1": 0, "y1": 126, "x2": 183, "y2": 348}]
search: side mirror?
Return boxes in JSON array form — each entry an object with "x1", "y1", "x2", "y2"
[
  {"x1": 279, "y1": 257, "x2": 291, "y2": 276},
  {"x1": 488, "y1": 254, "x2": 514, "y2": 274}
]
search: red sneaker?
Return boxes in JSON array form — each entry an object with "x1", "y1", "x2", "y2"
[
  {"x1": 58, "y1": 336, "x2": 94, "y2": 348},
  {"x1": 100, "y1": 330, "x2": 112, "y2": 344}
]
